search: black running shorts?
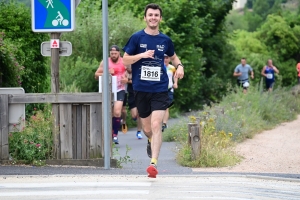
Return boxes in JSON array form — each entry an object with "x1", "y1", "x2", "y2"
[
  {"x1": 116, "y1": 90, "x2": 125, "y2": 101},
  {"x1": 134, "y1": 91, "x2": 169, "y2": 118},
  {"x1": 128, "y1": 91, "x2": 136, "y2": 110},
  {"x1": 123, "y1": 92, "x2": 128, "y2": 106}
]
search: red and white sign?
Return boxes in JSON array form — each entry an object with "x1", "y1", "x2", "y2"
[{"x1": 50, "y1": 39, "x2": 60, "y2": 48}]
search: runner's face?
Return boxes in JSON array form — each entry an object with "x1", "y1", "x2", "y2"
[
  {"x1": 164, "y1": 56, "x2": 170, "y2": 66},
  {"x1": 241, "y1": 59, "x2": 246, "y2": 66},
  {"x1": 144, "y1": 8, "x2": 162, "y2": 30},
  {"x1": 268, "y1": 60, "x2": 272, "y2": 66},
  {"x1": 110, "y1": 50, "x2": 120, "y2": 63}
]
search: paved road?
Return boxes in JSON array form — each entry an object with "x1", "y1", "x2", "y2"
[
  {"x1": 0, "y1": 175, "x2": 299, "y2": 200},
  {"x1": 1, "y1": 118, "x2": 300, "y2": 199},
  {"x1": 1, "y1": 118, "x2": 300, "y2": 180}
]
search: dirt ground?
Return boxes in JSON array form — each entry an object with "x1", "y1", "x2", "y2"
[{"x1": 193, "y1": 115, "x2": 300, "y2": 174}]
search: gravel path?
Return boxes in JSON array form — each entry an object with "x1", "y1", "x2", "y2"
[{"x1": 193, "y1": 115, "x2": 300, "y2": 174}]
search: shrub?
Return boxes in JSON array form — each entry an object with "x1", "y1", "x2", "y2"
[
  {"x1": 164, "y1": 85, "x2": 300, "y2": 167},
  {"x1": 165, "y1": 115, "x2": 240, "y2": 167},
  {"x1": 9, "y1": 105, "x2": 53, "y2": 165}
]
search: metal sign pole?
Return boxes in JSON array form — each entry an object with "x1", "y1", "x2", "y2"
[{"x1": 102, "y1": 0, "x2": 110, "y2": 169}]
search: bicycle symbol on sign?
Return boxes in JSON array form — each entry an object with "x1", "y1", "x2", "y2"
[{"x1": 52, "y1": 11, "x2": 69, "y2": 26}]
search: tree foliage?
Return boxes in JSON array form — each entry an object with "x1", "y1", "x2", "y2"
[
  {"x1": 0, "y1": 2, "x2": 49, "y2": 93},
  {"x1": 229, "y1": 13, "x2": 300, "y2": 87},
  {"x1": 59, "y1": 1, "x2": 145, "y2": 92},
  {"x1": 108, "y1": 0, "x2": 236, "y2": 110}
]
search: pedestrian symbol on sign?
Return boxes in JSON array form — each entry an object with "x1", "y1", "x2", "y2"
[{"x1": 46, "y1": 0, "x2": 53, "y2": 8}]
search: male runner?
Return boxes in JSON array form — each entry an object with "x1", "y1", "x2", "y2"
[
  {"x1": 233, "y1": 58, "x2": 254, "y2": 94},
  {"x1": 95, "y1": 45, "x2": 127, "y2": 144},
  {"x1": 122, "y1": 3, "x2": 184, "y2": 178}
]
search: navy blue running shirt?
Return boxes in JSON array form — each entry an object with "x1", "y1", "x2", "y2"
[{"x1": 123, "y1": 30, "x2": 175, "y2": 93}]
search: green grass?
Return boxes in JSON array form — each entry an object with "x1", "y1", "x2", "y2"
[{"x1": 163, "y1": 83, "x2": 300, "y2": 168}]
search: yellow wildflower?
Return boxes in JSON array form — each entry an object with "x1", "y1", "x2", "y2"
[{"x1": 189, "y1": 116, "x2": 196, "y2": 123}]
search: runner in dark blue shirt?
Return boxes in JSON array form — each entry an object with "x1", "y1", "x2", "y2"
[
  {"x1": 261, "y1": 59, "x2": 279, "y2": 92},
  {"x1": 123, "y1": 3, "x2": 184, "y2": 178}
]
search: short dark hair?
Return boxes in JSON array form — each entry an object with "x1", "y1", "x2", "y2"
[
  {"x1": 241, "y1": 58, "x2": 246, "y2": 60},
  {"x1": 144, "y1": 3, "x2": 162, "y2": 17},
  {"x1": 109, "y1": 45, "x2": 120, "y2": 51}
]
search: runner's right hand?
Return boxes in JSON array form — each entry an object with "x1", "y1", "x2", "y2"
[
  {"x1": 109, "y1": 68, "x2": 115, "y2": 75},
  {"x1": 141, "y1": 50, "x2": 155, "y2": 59}
]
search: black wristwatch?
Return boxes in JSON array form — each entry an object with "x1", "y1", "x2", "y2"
[{"x1": 177, "y1": 64, "x2": 184, "y2": 69}]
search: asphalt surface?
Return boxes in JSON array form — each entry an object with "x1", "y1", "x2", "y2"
[
  {"x1": 0, "y1": 175, "x2": 299, "y2": 200},
  {"x1": 0, "y1": 118, "x2": 300, "y2": 180}
]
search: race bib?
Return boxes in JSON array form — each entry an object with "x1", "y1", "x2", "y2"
[
  {"x1": 266, "y1": 74, "x2": 273, "y2": 79},
  {"x1": 140, "y1": 66, "x2": 160, "y2": 81}
]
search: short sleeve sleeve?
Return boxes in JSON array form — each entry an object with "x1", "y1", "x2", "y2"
[
  {"x1": 123, "y1": 34, "x2": 138, "y2": 55},
  {"x1": 165, "y1": 38, "x2": 175, "y2": 57},
  {"x1": 234, "y1": 66, "x2": 239, "y2": 72},
  {"x1": 249, "y1": 65, "x2": 253, "y2": 71}
]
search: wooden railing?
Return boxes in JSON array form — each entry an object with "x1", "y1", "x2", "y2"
[{"x1": 0, "y1": 93, "x2": 113, "y2": 165}]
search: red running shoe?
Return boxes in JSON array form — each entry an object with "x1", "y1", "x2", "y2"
[{"x1": 147, "y1": 164, "x2": 158, "y2": 178}]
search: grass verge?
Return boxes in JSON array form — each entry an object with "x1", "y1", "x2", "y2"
[{"x1": 163, "y1": 85, "x2": 300, "y2": 167}]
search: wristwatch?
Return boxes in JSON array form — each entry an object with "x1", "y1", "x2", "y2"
[{"x1": 177, "y1": 64, "x2": 184, "y2": 69}]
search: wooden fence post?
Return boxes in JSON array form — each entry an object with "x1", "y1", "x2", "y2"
[
  {"x1": 188, "y1": 123, "x2": 201, "y2": 160},
  {"x1": 0, "y1": 94, "x2": 9, "y2": 160},
  {"x1": 60, "y1": 103, "x2": 72, "y2": 159}
]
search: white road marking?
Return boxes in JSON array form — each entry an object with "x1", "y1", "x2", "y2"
[
  {"x1": 0, "y1": 181, "x2": 151, "y2": 188},
  {"x1": 0, "y1": 190, "x2": 149, "y2": 197}
]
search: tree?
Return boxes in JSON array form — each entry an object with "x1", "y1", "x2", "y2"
[
  {"x1": 59, "y1": 2, "x2": 144, "y2": 92},
  {"x1": 245, "y1": 0, "x2": 283, "y2": 32},
  {"x1": 257, "y1": 15, "x2": 300, "y2": 86},
  {"x1": 107, "y1": 0, "x2": 236, "y2": 110},
  {"x1": 0, "y1": 32, "x2": 25, "y2": 87},
  {"x1": 0, "y1": 2, "x2": 49, "y2": 93}
]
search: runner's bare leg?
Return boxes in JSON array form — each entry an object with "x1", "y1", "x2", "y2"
[{"x1": 141, "y1": 110, "x2": 165, "y2": 160}]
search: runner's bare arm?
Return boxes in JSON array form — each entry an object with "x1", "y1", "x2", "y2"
[
  {"x1": 233, "y1": 71, "x2": 241, "y2": 76},
  {"x1": 173, "y1": 75, "x2": 178, "y2": 89},
  {"x1": 273, "y1": 66, "x2": 279, "y2": 74},
  {"x1": 251, "y1": 70, "x2": 254, "y2": 79},
  {"x1": 261, "y1": 66, "x2": 267, "y2": 77},
  {"x1": 126, "y1": 65, "x2": 132, "y2": 73},
  {"x1": 170, "y1": 53, "x2": 184, "y2": 79},
  {"x1": 95, "y1": 61, "x2": 115, "y2": 80},
  {"x1": 123, "y1": 51, "x2": 155, "y2": 65},
  {"x1": 94, "y1": 61, "x2": 104, "y2": 80}
]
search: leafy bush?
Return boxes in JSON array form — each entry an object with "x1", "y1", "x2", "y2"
[
  {"x1": 0, "y1": 32, "x2": 25, "y2": 87},
  {"x1": 60, "y1": 56, "x2": 99, "y2": 92},
  {"x1": 9, "y1": 106, "x2": 53, "y2": 165},
  {"x1": 0, "y1": 2, "x2": 49, "y2": 93},
  {"x1": 164, "y1": 115, "x2": 240, "y2": 167}
]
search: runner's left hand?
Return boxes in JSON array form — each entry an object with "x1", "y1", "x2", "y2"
[
  {"x1": 120, "y1": 75, "x2": 128, "y2": 84},
  {"x1": 174, "y1": 66, "x2": 184, "y2": 79}
]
